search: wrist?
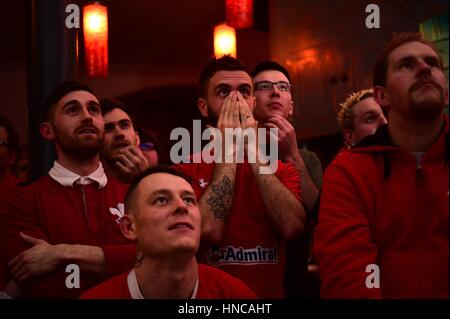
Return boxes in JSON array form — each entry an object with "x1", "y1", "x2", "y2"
[
  {"x1": 55, "y1": 244, "x2": 71, "y2": 264},
  {"x1": 284, "y1": 151, "x2": 301, "y2": 163}
]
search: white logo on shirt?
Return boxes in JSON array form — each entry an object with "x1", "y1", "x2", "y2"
[
  {"x1": 199, "y1": 178, "x2": 208, "y2": 188},
  {"x1": 109, "y1": 203, "x2": 125, "y2": 224}
]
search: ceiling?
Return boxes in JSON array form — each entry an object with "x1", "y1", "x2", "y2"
[
  {"x1": 106, "y1": 0, "x2": 226, "y2": 65},
  {"x1": 0, "y1": 0, "x2": 270, "y2": 67}
]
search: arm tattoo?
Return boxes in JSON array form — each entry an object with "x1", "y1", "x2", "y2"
[{"x1": 206, "y1": 175, "x2": 234, "y2": 220}]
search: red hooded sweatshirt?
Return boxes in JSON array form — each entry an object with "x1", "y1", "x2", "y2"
[{"x1": 314, "y1": 117, "x2": 448, "y2": 299}]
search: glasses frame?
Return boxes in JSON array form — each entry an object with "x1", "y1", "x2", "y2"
[{"x1": 254, "y1": 81, "x2": 291, "y2": 92}]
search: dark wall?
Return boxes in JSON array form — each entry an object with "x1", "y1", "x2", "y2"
[{"x1": 271, "y1": 0, "x2": 448, "y2": 140}]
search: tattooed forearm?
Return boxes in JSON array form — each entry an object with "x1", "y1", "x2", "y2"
[{"x1": 206, "y1": 175, "x2": 234, "y2": 220}]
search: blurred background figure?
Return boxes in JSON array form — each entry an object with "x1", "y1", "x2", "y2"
[
  {"x1": 12, "y1": 144, "x2": 28, "y2": 183},
  {"x1": 0, "y1": 115, "x2": 20, "y2": 203},
  {"x1": 137, "y1": 129, "x2": 160, "y2": 167}
]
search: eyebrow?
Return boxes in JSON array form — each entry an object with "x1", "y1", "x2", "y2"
[
  {"x1": 214, "y1": 83, "x2": 232, "y2": 91},
  {"x1": 62, "y1": 99, "x2": 81, "y2": 109},
  {"x1": 62, "y1": 99, "x2": 100, "y2": 109},
  {"x1": 105, "y1": 118, "x2": 131, "y2": 125},
  {"x1": 214, "y1": 83, "x2": 252, "y2": 91},
  {"x1": 361, "y1": 110, "x2": 378, "y2": 117},
  {"x1": 238, "y1": 84, "x2": 252, "y2": 90},
  {"x1": 394, "y1": 54, "x2": 440, "y2": 66},
  {"x1": 150, "y1": 189, "x2": 196, "y2": 197}
]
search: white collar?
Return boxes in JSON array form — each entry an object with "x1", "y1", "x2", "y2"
[
  {"x1": 49, "y1": 161, "x2": 107, "y2": 189},
  {"x1": 127, "y1": 269, "x2": 199, "y2": 299}
]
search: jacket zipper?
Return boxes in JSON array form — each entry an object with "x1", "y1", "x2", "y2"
[{"x1": 415, "y1": 157, "x2": 423, "y2": 185}]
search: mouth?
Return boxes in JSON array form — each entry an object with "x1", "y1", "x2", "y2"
[
  {"x1": 413, "y1": 80, "x2": 439, "y2": 91},
  {"x1": 113, "y1": 141, "x2": 130, "y2": 149},
  {"x1": 77, "y1": 126, "x2": 98, "y2": 135},
  {"x1": 168, "y1": 222, "x2": 194, "y2": 231},
  {"x1": 268, "y1": 102, "x2": 283, "y2": 108}
]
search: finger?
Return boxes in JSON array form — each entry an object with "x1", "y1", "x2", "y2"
[
  {"x1": 16, "y1": 269, "x2": 31, "y2": 283},
  {"x1": 263, "y1": 123, "x2": 283, "y2": 140},
  {"x1": 128, "y1": 147, "x2": 149, "y2": 170},
  {"x1": 267, "y1": 116, "x2": 291, "y2": 132},
  {"x1": 220, "y1": 92, "x2": 233, "y2": 127},
  {"x1": 115, "y1": 154, "x2": 136, "y2": 170},
  {"x1": 20, "y1": 232, "x2": 43, "y2": 246},
  {"x1": 8, "y1": 253, "x2": 23, "y2": 269},
  {"x1": 120, "y1": 149, "x2": 141, "y2": 166},
  {"x1": 10, "y1": 260, "x2": 27, "y2": 280},
  {"x1": 227, "y1": 92, "x2": 238, "y2": 127},
  {"x1": 115, "y1": 160, "x2": 133, "y2": 174},
  {"x1": 237, "y1": 93, "x2": 253, "y2": 123},
  {"x1": 263, "y1": 123, "x2": 279, "y2": 129},
  {"x1": 232, "y1": 93, "x2": 240, "y2": 127}
]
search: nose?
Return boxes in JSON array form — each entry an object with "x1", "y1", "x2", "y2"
[
  {"x1": 417, "y1": 59, "x2": 432, "y2": 76},
  {"x1": 113, "y1": 126, "x2": 125, "y2": 138},
  {"x1": 173, "y1": 197, "x2": 189, "y2": 216},
  {"x1": 378, "y1": 113, "x2": 388, "y2": 126},
  {"x1": 80, "y1": 106, "x2": 93, "y2": 122},
  {"x1": 270, "y1": 85, "x2": 281, "y2": 97}
]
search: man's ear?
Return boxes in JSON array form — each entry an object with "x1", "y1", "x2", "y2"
[
  {"x1": 197, "y1": 98, "x2": 209, "y2": 117},
  {"x1": 135, "y1": 131, "x2": 141, "y2": 146},
  {"x1": 120, "y1": 214, "x2": 137, "y2": 241},
  {"x1": 342, "y1": 129, "x2": 354, "y2": 148},
  {"x1": 373, "y1": 86, "x2": 390, "y2": 108},
  {"x1": 288, "y1": 100, "x2": 294, "y2": 117},
  {"x1": 40, "y1": 122, "x2": 55, "y2": 141}
]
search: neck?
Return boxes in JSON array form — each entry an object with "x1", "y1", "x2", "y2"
[
  {"x1": 134, "y1": 254, "x2": 198, "y2": 299},
  {"x1": 101, "y1": 157, "x2": 123, "y2": 181},
  {"x1": 56, "y1": 153, "x2": 100, "y2": 176},
  {"x1": 388, "y1": 112, "x2": 444, "y2": 152}
]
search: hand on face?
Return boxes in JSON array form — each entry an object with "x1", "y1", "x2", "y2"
[
  {"x1": 115, "y1": 146, "x2": 150, "y2": 183},
  {"x1": 264, "y1": 115, "x2": 298, "y2": 160}
]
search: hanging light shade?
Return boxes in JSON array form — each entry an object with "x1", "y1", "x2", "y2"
[
  {"x1": 214, "y1": 24, "x2": 237, "y2": 58},
  {"x1": 226, "y1": 0, "x2": 253, "y2": 29},
  {"x1": 83, "y1": 3, "x2": 108, "y2": 77}
]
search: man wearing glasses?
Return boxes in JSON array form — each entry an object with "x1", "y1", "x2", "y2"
[{"x1": 251, "y1": 61, "x2": 323, "y2": 297}]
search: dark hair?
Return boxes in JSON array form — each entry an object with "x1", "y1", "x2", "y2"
[
  {"x1": 251, "y1": 61, "x2": 291, "y2": 83},
  {"x1": 124, "y1": 165, "x2": 193, "y2": 214},
  {"x1": 100, "y1": 98, "x2": 130, "y2": 116},
  {"x1": 137, "y1": 128, "x2": 160, "y2": 154},
  {"x1": 198, "y1": 55, "x2": 249, "y2": 98},
  {"x1": 0, "y1": 115, "x2": 19, "y2": 156},
  {"x1": 44, "y1": 81, "x2": 95, "y2": 122},
  {"x1": 373, "y1": 32, "x2": 443, "y2": 87}
]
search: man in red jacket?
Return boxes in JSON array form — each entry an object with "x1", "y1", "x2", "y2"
[
  {"x1": 81, "y1": 165, "x2": 256, "y2": 299},
  {"x1": 314, "y1": 32, "x2": 449, "y2": 298},
  {"x1": 0, "y1": 81, "x2": 135, "y2": 298}
]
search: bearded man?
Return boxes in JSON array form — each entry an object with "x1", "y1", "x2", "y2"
[{"x1": 0, "y1": 81, "x2": 136, "y2": 298}]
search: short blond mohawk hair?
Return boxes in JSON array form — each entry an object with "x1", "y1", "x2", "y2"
[{"x1": 337, "y1": 89, "x2": 374, "y2": 130}]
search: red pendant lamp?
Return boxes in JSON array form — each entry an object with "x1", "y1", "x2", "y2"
[
  {"x1": 214, "y1": 24, "x2": 237, "y2": 58},
  {"x1": 83, "y1": 3, "x2": 108, "y2": 77},
  {"x1": 226, "y1": 0, "x2": 253, "y2": 29}
]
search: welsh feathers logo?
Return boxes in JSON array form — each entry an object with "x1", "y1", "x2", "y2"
[{"x1": 109, "y1": 203, "x2": 125, "y2": 224}]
